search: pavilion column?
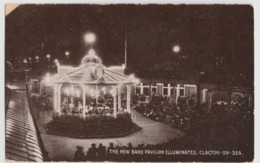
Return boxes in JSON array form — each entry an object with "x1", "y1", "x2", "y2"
[
  {"x1": 118, "y1": 85, "x2": 121, "y2": 112},
  {"x1": 196, "y1": 84, "x2": 201, "y2": 107},
  {"x1": 140, "y1": 83, "x2": 144, "y2": 95},
  {"x1": 227, "y1": 89, "x2": 232, "y2": 107},
  {"x1": 39, "y1": 80, "x2": 43, "y2": 95},
  {"x1": 57, "y1": 84, "x2": 62, "y2": 115},
  {"x1": 149, "y1": 84, "x2": 152, "y2": 101},
  {"x1": 53, "y1": 84, "x2": 58, "y2": 112},
  {"x1": 95, "y1": 85, "x2": 98, "y2": 104},
  {"x1": 113, "y1": 87, "x2": 117, "y2": 117},
  {"x1": 208, "y1": 90, "x2": 213, "y2": 111},
  {"x1": 167, "y1": 84, "x2": 171, "y2": 97},
  {"x1": 176, "y1": 84, "x2": 180, "y2": 103},
  {"x1": 127, "y1": 85, "x2": 131, "y2": 113},
  {"x1": 82, "y1": 85, "x2": 86, "y2": 118},
  {"x1": 202, "y1": 89, "x2": 207, "y2": 103}
]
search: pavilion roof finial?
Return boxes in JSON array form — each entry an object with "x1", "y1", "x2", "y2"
[{"x1": 81, "y1": 49, "x2": 102, "y2": 65}]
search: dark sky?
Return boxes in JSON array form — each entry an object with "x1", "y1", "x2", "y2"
[{"x1": 5, "y1": 4, "x2": 254, "y2": 86}]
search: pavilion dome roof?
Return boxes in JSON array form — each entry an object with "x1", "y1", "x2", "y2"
[
  {"x1": 81, "y1": 49, "x2": 102, "y2": 65},
  {"x1": 52, "y1": 49, "x2": 139, "y2": 85}
]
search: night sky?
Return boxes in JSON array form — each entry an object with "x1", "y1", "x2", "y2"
[{"x1": 5, "y1": 4, "x2": 254, "y2": 86}]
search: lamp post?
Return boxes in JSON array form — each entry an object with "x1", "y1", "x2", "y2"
[
  {"x1": 46, "y1": 54, "x2": 51, "y2": 71},
  {"x1": 54, "y1": 59, "x2": 59, "y2": 73},
  {"x1": 35, "y1": 56, "x2": 39, "y2": 62},
  {"x1": 23, "y1": 59, "x2": 27, "y2": 66},
  {"x1": 46, "y1": 54, "x2": 51, "y2": 61},
  {"x1": 84, "y1": 32, "x2": 96, "y2": 49},
  {"x1": 28, "y1": 57, "x2": 32, "y2": 64},
  {"x1": 65, "y1": 51, "x2": 70, "y2": 59},
  {"x1": 23, "y1": 59, "x2": 29, "y2": 83}
]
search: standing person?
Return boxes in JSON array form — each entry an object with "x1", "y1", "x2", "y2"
[
  {"x1": 86, "y1": 143, "x2": 97, "y2": 161},
  {"x1": 97, "y1": 143, "x2": 106, "y2": 161},
  {"x1": 73, "y1": 146, "x2": 84, "y2": 161},
  {"x1": 107, "y1": 143, "x2": 115, "y2": 161},
  {"x1": 107, "y1": 142, "x2": 115, "y2": 152}
]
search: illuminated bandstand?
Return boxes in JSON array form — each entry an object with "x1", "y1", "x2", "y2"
[{"x1": 51, "y1": 49, "x2": 139, "y2": 118}]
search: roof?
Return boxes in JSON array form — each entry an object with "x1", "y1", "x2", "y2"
[
  {"x1": 6, "y1": 89, "x2": 44, "y2": 161},
  {"x1": 52, "y1": 50, "x2": 138, "y2": 85}
]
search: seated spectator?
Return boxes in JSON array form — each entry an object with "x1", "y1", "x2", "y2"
[{"x1": 73, "y1": 146, "x2": 84, "y2": 161}]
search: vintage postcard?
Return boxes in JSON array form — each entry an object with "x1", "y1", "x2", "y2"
[{"x1": 5, "y1": 4, "x2": 254, "y2": 162}]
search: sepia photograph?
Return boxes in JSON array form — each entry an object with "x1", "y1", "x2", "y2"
[{"x1": 5, "y1": 4, "x2": 254, "y2": 162}]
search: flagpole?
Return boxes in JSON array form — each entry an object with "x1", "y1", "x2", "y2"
[{"x1": 124, "y1": 7, "x2": 127, "y2": 68}]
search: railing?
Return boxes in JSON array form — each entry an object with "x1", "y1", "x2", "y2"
[
  {"x1": 6, "y1": 81, "x2": 27, "y2": 90},
  {"x1": 5, "y1": 81, "x2": 49, "y2": 161},
  {"x1": 25, "y1": 83, "x2": 49, "y2": 161}
]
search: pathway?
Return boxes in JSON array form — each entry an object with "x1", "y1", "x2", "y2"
[{"x1": 33, "y1": 105, "x2": 184, "y2": 161}]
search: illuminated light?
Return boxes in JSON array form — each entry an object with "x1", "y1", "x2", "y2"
[
  {"x1": 28, "y1": 57, "x2": 31, "y2": 60},
  {"x1": 134, "y1": 79, "x2": 140, "y2": 83},
  {"x1": 44, "y1": 73, "x2": 52, "y2": 84},
  {"x1": 65, "y1": 51, "x2": 70, "y2": 59},
  {"x1": 54, "y1": 59, "x2": 58, "y2": 63},
  {"x1": 6, "y1": 84, "x2": 19, "y2": 90},
  {"x1": 130, "y1": 74, "x2": 134, "y2": 78},
  {"x1": 102, "y1": 87, "x2": 106, "y2": 92},
  {"x1": 23, "y1": 59, "x2": 27, "y2": 64},
  {"x1": 173, "y1": 45, "x2": 180, "y2": 53},
  {"x1": 70, "y1": 85, "x2": 74, "y2": 95},
  {"x1": 8, "y1": 101, "x2": 16, "y2": 108},
  {"x1": 64, "y1": 88, "x2": 70, "y2": 96},
  {"x1": 89, "y1": 49, "x2": 96, "y2": 55},
  {"x1": 46, "y1": 54, "x2": 51, "y2": 59},
  {"x1": 65, "y1": 51, "x2": 70, "y2": 56},
  {"x1": 75, "y1": 89, "x2": 80, "y2": 96},
  {"x1": 84, "y1": 32, "x2": 96, "y2": 44},
  {"x1": 95, "y1": 90, "x2": 100, "y2": 96},
  {"x1": 89, "y1": 89, "x2": 94, "y2": 96},
  {"x1": 35, "y1": 56, "x2": 39, "y2": 60},
  {"x1": 109, "y1": 90, "x2": 114, "y2": 95}
]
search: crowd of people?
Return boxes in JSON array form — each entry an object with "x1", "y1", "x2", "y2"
[
  {"x1": 133, "y1": 93, "x2": 253, "y2": 130},
  {"x1": 60, "y1": 96, "x2": 115, "y2": 116},
  {"x1": 31, "y1": 95, "x2": 53, "y2": 111},
  {"x1": 73, "y1": 143, "x2": 110, "y2": 161},
  {"x1": 134, "y1": 94, "x2": 198, "y2": 130},
  {"x1": 73, "y1": 142, "x2": 188, "y2": 162},
  {"x1": 70, "y1": 94, "x2": 253, "y2": 161},
  {"x1": 73, "y1": 130, "x2": 250, "y2": 162},
  {"x1": 212, "y1": 99, "x2": 253, "y2": 122}
]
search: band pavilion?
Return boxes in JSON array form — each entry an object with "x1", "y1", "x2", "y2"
[{"x1": 51, "y1": 49, "x2": 139, "y2": 117}]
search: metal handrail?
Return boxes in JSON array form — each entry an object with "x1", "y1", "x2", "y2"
[{"x1": 25, "y1": 83, "x2": 49, "y2": 161}]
